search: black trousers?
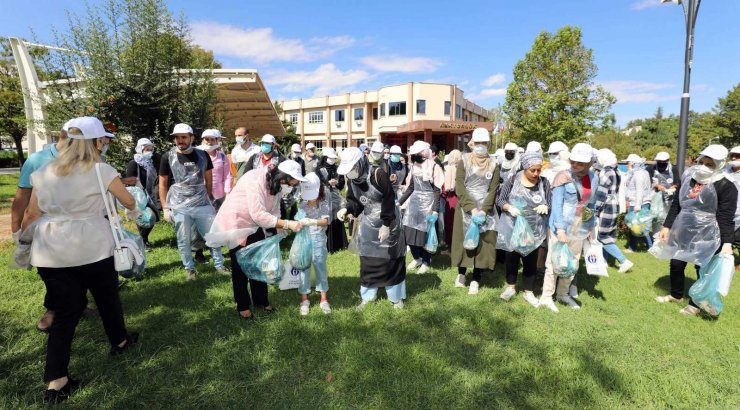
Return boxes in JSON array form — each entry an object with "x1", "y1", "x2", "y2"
[
  {"x1": 669, "y1": 259, "x2": 700, "y2": 307},
  {"x1": 229, "y1": 230, "x2": 270, "y2": 312},
  {"x1": 505, "y1": 250, "x2": 538, "y2": 291},
  {"x1": 38, "y1": 257, "x2": 127, "y2": 382}
]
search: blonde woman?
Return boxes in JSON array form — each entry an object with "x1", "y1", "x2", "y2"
[{"x1": 22, "y1": 117, "x2": 139, "y2": 403}]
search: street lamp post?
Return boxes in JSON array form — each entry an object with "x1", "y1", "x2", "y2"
[{"x1": 661, "y1": 0, "x2": 701, "y2": 174}]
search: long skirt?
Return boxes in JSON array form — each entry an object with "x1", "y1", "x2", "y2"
[{"x1": 326, "y1": 219, "x2": 348, "y2": 253}]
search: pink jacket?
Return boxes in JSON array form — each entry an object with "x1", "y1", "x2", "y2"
[{"x1": 210, "y1": 151, "x2": 232, "y2": 200}]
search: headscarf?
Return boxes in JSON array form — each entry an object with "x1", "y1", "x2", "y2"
[
  {"x1": 692, "y1": 156, "x2": 726, "y2": 184},
  {"x1": 444, "y1": 149, "x2": 462, "y2": 191},
  {"x1": 134, "y1": 138, "x2": 157, "y2": 193},
  {"x1": 520, "y1": 151, "x2": 543, "y2": 170},
  {"x1": 351, "y1": 155, "x2": 371, "y2": 186},
  {"x1": 597, "y1": 149, "x2": 618, "y2": 169}
]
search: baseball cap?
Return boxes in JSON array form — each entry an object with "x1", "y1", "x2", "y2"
[
  {"x1": 171, "y1": 123, "x2": 193, "y2": 135},
  {"x1": 261, "y1": 134, "x2": 277, "y2": 144},
  {"x1": 202, "y1": 129, "x2": 221, "y2": 138},
  {"x1": 66, "y1": 117, "x2": 108, "y2": 140},
  {"x1": 371, "y1": 141, "x2": 385, "y2": 153},
  {"x1": 300, "y1": 172, "x2": 321, "y2": 201},
  {"x1": 526, "y1": 141, "x2": 542, "y2": 153},
  {"x1": 504, "y1": 142, "x2": 517, "y2": 151},
  {"x1": 337, "y1": 147, "x2": 364, "y2": 175},
  {"x1": 655, "y1": 152, "x2": 670, "y2": 161},
  {"x1": 699, "y1": 144, "x2": 728, "y2": 161},
  {"x1": 547, "y1": 141, "x2": 568, "y2": 154},
  {"x1": 322, "y1": 147, "x2": 338, "y2": 159},
  {"x1": 306, "y1": 142, "x2": 316, "y2": 150},
  {"x1": 291, "y1": 143, "x2": 302, "y2": 153},
  {"x1": 277, "y1": 160, "x2": 307, "y2": 182},
  {"x1": 569, "y1": 143, "x2": 594, "y2": 163},
  {"x1": 471, "y1": 128, "x2": 490, "y2": 143},
  {"x1": 625, "y1": 154, "x2": 645, "y2": 163}
]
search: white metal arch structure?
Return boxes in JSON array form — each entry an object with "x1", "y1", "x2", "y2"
[{"x1": 8, "y1": 37, "x2": 48, "y2": 153}]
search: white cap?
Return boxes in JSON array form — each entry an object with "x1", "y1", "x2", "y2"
[
  {"x1": 526, "y1": 141, "x2": 542, "y2": 153},
  {"x1": 569, "y1": 143, "x2": 594, "y2": 163},
  {"x1": 171, "y1": 123, "x2": 193, "y2": 135},
  {"x1": 359, "y1": 143, "x2": 369, "y2": 152},
  {"x1": 517, "y1": 147, "x2": 524, "y2": 153},
  {"x1": 201, "y1": 129, "x2": 221, "y2": 138},
  {"x1": 625, "y1": 154, "x2": 645, "y2": 163},
  {"x1": 471, "y1": 128, "x2": 490, "y2": 143},
  {"x1": 306, "y1": 142, "x2": 316, "y2": 150},
  {"x1": 654, "y1": 151, "x2": 670, "y2": 161},
  {"x1": 390, "y1": 145, "x2": 402, "y2": 154},
  {"x1": 66, "y1": 117, "x2": 108, "y2": 140},
  {"x1": 408, "y1": 140, "x2": 430, "y2": 155},
  {"x1": 547, "y1": 141, "x2": 568, "y2": 154},
  {"x1": 322, "y1": 147, "x2": 338, "y2": 159},
  {"x1": 371, "y1": 141, "x2": 385, "y2": 153},
  {"x1": 104, "y1": 130, "x2": 115, "y2": 139},
  {"x1": 62, "y1": 119, "x2": 74, "y2": 132},
  {"x1": 277, "y1": 160, "x2": 307, "y2": 182},
  {"x1": 260, "y1": 134, "x2": 277, "y2": 144},
  {"x1": 337, "y1": 147, "x2": 364, "y2": 175},
  {"x1": 699, "y1": 144, "x2": 728, "y2": 161},
  {"x1": 494, "y1": 148, "x2": 505, "y2": 158},
  {"x1": 300, "y1": 172, "x2": 321, "y2": 201},
  {"x1": 504, "y1": 142, "x2": 517, "y2": 151},
  {"x1": 597, "y1": 148, "x2": 617, "y2": 168},
  {"x1": 291, "y1": 143, "x2": 302, "y2": 153},
  {"x1": 730, "y1": 146, "x2": 740, "y2": 155}
]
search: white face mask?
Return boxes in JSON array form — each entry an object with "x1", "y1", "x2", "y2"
[
  {"x1": 473, "y1": 145, "x2": 488, "y2": 157},
  {"x1": 142, "y1": 151, "x2": 153, "y2": 160},
  {"x1": 693, "y1": 164, "x2": 715, "y2": 183},
  {"x1": 370, "y1": 151, "x2": 383, "y2": 162},
  {"x1": 384, "y1": 154, "x2": 390, "y2": 160},
  {"x1": 729, "y1": 160, "x2": 740, "y2": 168},
  {"x1": 346, "y1": 168, "x2": 360, "y2": 180},
  {"x1": 326, "y1": 158, "x2": 336, "y2": 165},
  {"x1": 100, "y1": 144, "x2": 109, "y2": 155},
  {"x1": 235, "y1": 137, "x2": 246, "y2": 145},
  {"x1": 280, "y1": 183, "x2": 293, "y2": 197},
  {"x1": 200, "y1": 144, "x2": 219, "y2": 152}
]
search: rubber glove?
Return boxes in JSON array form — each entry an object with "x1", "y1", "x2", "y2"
[
  {"x1": 534, "y1": 205, "x2": 548, "y2": 215},
  {"x1": 125, "y1": 207, "x2": 143, "y2": 221},
  {"x1": 378, "y1": 225, "x2": 390, "y2": 242},
  {"x1": 507, "y1": 206, "x2": 521, "y2": 217},
  {"x1": 337, "y1": 208, "x2": 347, "y2": 221},
  {"x1": 11, "y1": 230, "x2": 21, "y2": 245},
  {"x1": 299, "y1": 218, "x2": 317, "y2": 226},
  {"x1": 720, "y1": 243, "x2": 733, "y2": 255},
  {"x1": 164, "y1": 208, "x2": 174, "y2": 223},
  {"x1": 556, "y1": 229, "x2": 568, "y2": 243},
  {"x1": 287, "y1": 220, "x2": 303, "y2": 232}
]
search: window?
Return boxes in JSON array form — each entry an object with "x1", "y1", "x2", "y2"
[
  {"x1": 389, "y1": 101, "x2": 406, "y2": 116},
  {"x1": 332, "y1": 139, "x2": 348, "y2": 149},
  {"x1": 416, "y1": 99, "x2": 426, "y2": 114},
  {"x1": 464, "y1": 114, "x2": 468, "y2": 122},
  {"x1": 288, "y1": 113, "x2": 298, "y2": 125},
  {"x1": 455, "y1": 104, "x2": 462, "y2": 119},
  {"x1": 308, "y1": 111, "x2": 324, "y2": 124},
  {"x1": 372, "y1": 108, "x2": 378, "y2": 120},
  {"x1": 354, "y1": 108, "x2": 364, "y2": 121},
  {"x1": 380, "y1": 103, "x2": 385, "y2": 117},
  {"x1": 444, "y1": 101, "x2": 451, "y2": 116},
  {"x1": 335, "y1": 109, "x2": 345, "y2": 122},
  {"x1": 311, "y1": 140, "x2": 324, "y2": 149}
]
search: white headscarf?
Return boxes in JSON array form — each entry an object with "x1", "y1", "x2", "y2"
[{"x1": 134, "y1": 138, "x2": 157, "y2": 193}]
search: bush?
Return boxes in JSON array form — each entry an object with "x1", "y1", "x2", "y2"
[{"x1": 0, "y1": 150, "x2": 21, "y2": 168}]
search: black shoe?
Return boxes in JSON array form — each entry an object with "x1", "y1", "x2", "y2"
[
  {"x1": 194, "y1": 250, "x2": 207, "y2": 263},
  {"x1": 43, "y1": 378, "x2": 80, "y2": 404},
  {"x1": 110, "y1": 332, "x2": 139, "y2": 356}
]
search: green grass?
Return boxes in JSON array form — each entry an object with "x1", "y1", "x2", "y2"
[
  {"x1": 1, "y1": 223, "x2": 739, "y2": 409},
  {"x1": 0, "y1": 173, "x2": 19, "y2": 212}
]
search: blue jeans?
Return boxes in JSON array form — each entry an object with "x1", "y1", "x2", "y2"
[
  {"x1": 298, "y1": 230, "x2": 329, "y2": 295},
  {"x1": 627, "y1": 203, "x2": 653, "y2": 251},
  {"x1": 602, "y1": 242, "x2": 627, "y2": 264},
  {"x1": 360, "y1": 280, "x2": 406, "y2": 303},
  {"x1": 173, "y1": 206, "x2": 224, "y2": 271}
]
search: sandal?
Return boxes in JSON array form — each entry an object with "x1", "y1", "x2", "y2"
[
  {"x1": 239, "y1": 310, "x2": 254, "y2": 320},
  {"x1": 110, "y1": 332, "x2": 139, "y2": 356},
  {"x1": 262, "y1": 305, "x2": 276, "y2": 314},
  {"x1": 36, "y1": 310, "x2": 55, "y2": 333}
]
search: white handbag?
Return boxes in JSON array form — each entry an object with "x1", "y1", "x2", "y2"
[{"x1": 95, "y1": 163, "x2": 143, "y2": 272}]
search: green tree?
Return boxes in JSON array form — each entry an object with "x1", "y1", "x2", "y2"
[
  {"x1": 37, "y1": 0, "x2": 219, "y2": 170},
  {"x1": 714, "y1": 83, "x2": 740, "y2": 147},
  {"x1": 0, "y1": 37, "x2": 27, "y2": 166},
  {"x1": 504, "y1": 26, "x2": 615, "y2": 147}
]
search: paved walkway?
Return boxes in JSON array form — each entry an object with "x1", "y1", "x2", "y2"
[{"x1": 0, "y1": 168, "x2": 20, "y2": 175}]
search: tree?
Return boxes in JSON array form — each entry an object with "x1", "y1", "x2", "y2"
[
  {"x1": 0, "y1": 37, "x2": 27, "y2": 166},
  {"x1": 714, "y1": 83, "x2": 740, "y2": 147},
  {"x1": 504, "y1": 26, "x2": 615, "y2": 147},
  {"x1": 37, "y1": 0, "x2": 219, "y2": 170}
]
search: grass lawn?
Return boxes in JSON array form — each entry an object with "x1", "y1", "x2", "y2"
[
  {"x1": 0, "y1": 222, "x2": 738, "y2": 409},
  {"x1": 0, "y1": 174, "x2": 19, "y2": 214}
]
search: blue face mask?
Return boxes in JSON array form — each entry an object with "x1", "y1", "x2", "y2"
[
  {"x1": 260, "y1": 143, "x2": 272, "y2": 154},
  {"x1": 390, "y1": 154, "x2": 401, "y2": 163}
]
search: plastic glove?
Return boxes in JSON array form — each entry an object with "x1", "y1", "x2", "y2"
[
  {"x1": 659, "y1": 227, "x2": 670, "y2": 242},
  {"x1": 125, "y1": 207, "x2": 143, "y2": 221},
  {"x1": 426, "y1": 212, "x2": 438, "y2": 223},
  {"x1": 164, "y1": 208, "x2": 174, "y2": 223},
  {"x1": 508, "y1": 206, "x2": 521, "y2": 217},
  {"x1": 721, "y1": 243, "x2": 733, "y2": 255},
  {"x1": 337, "y1": 208, "x2": 347, "y2": 222},
  {"x1": 556, "y1": 229, "x2": 568, "y2": 243},
  {"x1": 287, "y1": 220, "x2": 303, "y2": 232},
  {"x1": 329, "y1": 179, "x2": 338, "y2": 187},
  {"x1": 299, "y1": 218, "x2": 317, "y2": 226},
  {"x1": 534, "y1": 205, "x2": 548, "y2": 215},
  {"x1": 11, "y1": 230, "x2": 21, "y2": 245},
  {"x1": 378, "y1": 225, "x2": 390, "y2": 242},
  {"x1": 12, "y1": 242, "x2": 32, "y2": 270},
  {"x1": 665, "y1": 188, "x2": 676, "y2": 196}
]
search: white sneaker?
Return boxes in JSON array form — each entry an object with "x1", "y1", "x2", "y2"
[
  {"x1": 679, "y1": 305, "x2": 700, "y2": 316},
  {"x1": 392, "y1": 300, "x2": 405, "y2": 309},
  {"x1": 356, "y1": 300, "x2": 372, "y2": 312},
  {"x1": 407, "y1": 259, "x2": 421, "y2": 271},
  {"x1": 416, "y1": 264, "x2": 430, "y2": 274},
  {"x1": 556, "y1": 295, "x2": 581, "y2": 309},
  {"x1": 454, "y1": 274, "x2": 466, "y2": 288},
  {"x1": 299, "y1": 300, "x2": 310, "y2": 316},
  {"x1": 655, "y1": 294, "x2": 683, "y2": 304},
  {"x1": 569, "y1": 284, "x2": 579, "y2": 299},
  {"x1": 618, "y1": 260, "x2": 634, "y2": 273},
  {"x1": 319, "y1": 301, "x2": 332, "y2": 314},
  {"x1": 539, "y1": 297, "x2": 559, "y2": 312},
  {"x1": 468, "y1": 281, "x2": 480, "y2": 295},
  {"x1": 500, "y1": 286, "x2": 516, "y2": 301},
  {"x1": 523, "y1": 291, "x2": 539, "y2": 307}
]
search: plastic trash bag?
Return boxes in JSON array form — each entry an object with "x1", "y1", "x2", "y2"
[
  {"x1": 625, "y1": 208, "x2": 652, "y2": 236},
  {"x1": 511, "y1": 216, "x2": 537, "y2": 256},
  {"x1": 689, "y1": 254, "x2": 734, "y2": 316},
  {"x1": 136, "y1": 207, "x2": 156, "y2": 229},
  {"x1": 118, "y1": 229, "x2": 147, "y2": 279},
  {"x1": 279, "y1": 262, "x2": 302, "y2": 290},
  {"x1": 236, "y1": 233, "x2": 286, "y2": 285},
  {"x1": 583, "y1": 241, "x2": 608, "y2": 277},
  {"x1": 289, "y1": 209, "x2": 313, "y2": 270},
  {"x1": 425, "y1": 218, "x2": 439, "y2": 253},
  {"x1": 648, "y1": 232, "x2": 673, "y2": 260},
  {"x1": 117, "y1": 186, "x2": 149, "y2": 211},
  {"x1": 552, "y1": 242, "x2": 578, "y2": 278},
  {"x1": 650, "y1": 191, "x2": 667, "y2": 222},
  {"x1": 463, "y1": 214, "x2": 486, "y2": 250}
]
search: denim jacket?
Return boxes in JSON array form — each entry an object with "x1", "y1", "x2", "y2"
[{"x1": 549, "y1": 170, "x2": 599, "y2": 233}]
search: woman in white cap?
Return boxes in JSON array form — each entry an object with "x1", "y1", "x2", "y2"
[
  {"x1": 125, "y1": 137, "x2": 160, "y2": 246},
  {"x1": 726, "y1": 146, "x2": 740, "y2": 268},
  {"x1": 296, "y1": 172, "x2": 333, "y2": 315},
  {"x1": 495, "y1": 150, "x2": 550, "y2": 306},
  {"x1": 594, "y1": 149, "x2": 634, "y2": 272},
  {"x1": 650, "y1": 151, "x2": 679, "y2": 229},
  {"x1": 21, "y1": 117, "x2": 140, "y2": 403},
  {"x1": 206, "y1": 160, "x2": 307, "y2": 319},
  {"x1": 397, "y1": 141, "x2": 444, "y2": 274},
  {"x1": 500, "y1": 142, "x2": 521, "y2": 183},
  {"x1": 542, "y1": 141, "x2": 570, "y2": 184},
  {"x1": 451, "y1": 128, "x2": 500, "y2": 294},
  {"x1": 387, "y1": 145, "x2": 408, "y2": 197},
  {"x1": 655, "y1": 145, "x2": 737, "y2": 316},
  {"x1": 336, "y1": 147, "x2": 407, "y2": 309},
  {"x1": 442, "y1": 149, "x2": 462, "y2": 247},
  {"x1": 197, "y1": 129, "x2": 232, "y2": 210},
  {"x1": 624, "y1": 153, "x2": 654, "y2": 252},
  {"x1": 289, "y1": 143, "x2": 306, "y2": 175},
  {"x1": 540, "y1": 142, "x2": 598, "y2": 312},
  {"x1": 316, "y1": 147, "x2": 348, "y2": 253},
  {"x1": 369, "y1": 141, "x2": 389, "y2": 173}
]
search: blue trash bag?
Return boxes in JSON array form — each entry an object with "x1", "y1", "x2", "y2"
[
  {"x1": 117, "y1": 186, "x2": 149, "y2": 211},
  {"x1": 236, "y1": 233, "x2": 286, "y2": 285},
  {"x1": 512, "y1": 215, "x2": 537, "y2": 256},
  {"x1": 463, "y1": 214, "x2": 486, "y2": 250},
  {"x1": 289, "y1": 209, "x2": 313, "y2": 270},
  {"x1": 424, "y1": 214, "x2": 439, "y2": 253},
  {"x1": 688, "y1": 254, "x2": 733, "y2": 316},
  {"x1": 136, "y1": 207, "x2": 156, "y2": 229},
  {"x1": 552, "y1": 242, "x2": 578, "y2": 278},
  {"x1": 119, "y1": 229, "x2": 146, "y2": 279},
  {"x1": 625, "y1": 208, "x2": 652, "y2": 236}
]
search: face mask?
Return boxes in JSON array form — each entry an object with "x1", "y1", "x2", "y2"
[
  {"x1": 384, "y1": 154, "x2": 390, "y2": 160},
  {"x1": 326, "y1": 158, "x2": 336, "y2": 165},
  {"x1": 100, "y1": 144, "x2": 109, "y2": 155},
  {"x1": 142, "y1": 151, "x2": 153, "y2": 160},
  {"x1": 473, "y1": 145, "x2": 488, "y2": 157},
  {"x1": 693, "y1": 164, "x2": 715, "y2": 183},
  {"x1": 346, "y1": 168, "x2": 360, "y2": 180},
  {"x1": 280, "y1": 183, "x2": 293, "y2": 197},
  {"x1": 235, "y1": 137, "x2": 246, "y2": 145},
  {"x1": 390, "y1": 154, "x2": 401, "y2": 163},
  {"x1": 200, "y1": 144, "x2": 219, "y2": 152},
  {"x1": 261, "y1": 143, "x2": 272, "y2": 154},
  {"x1": 411, "y1": 154, "x2": 424, "y2": 164},
  {"x1": 730, "y1": 160, "x2": 740, "y2": 168},
  {"x1": 370, "y1": 152, "x2": 383, "y2": 162},
  {"x1": 505, "y1": 152, "x2": 515, "y2": 161},
  {"x1": 548, "y1": 154, "x2": 558, "y2": 162},
  {"x1": 656, "y1": 162, "x2": 668, "y2": 171}
]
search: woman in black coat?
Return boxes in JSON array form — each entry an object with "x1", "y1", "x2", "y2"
[
  {"x1": 316, "y1": 148, "x2": 348, "y2": 253},
  {"x1": 124, "y1": 138, "x2": 161, "y2": 246}
]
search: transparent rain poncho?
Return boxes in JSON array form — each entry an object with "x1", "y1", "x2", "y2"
[
  {"x1": 235, "y1": 233, "x2": 286, "y2": 284},
  {"x1": 402, "y1": 172, "x2": 437, "y2": 231},
  {"x1": 552, "y1": 242, "x2": 578, "y2": 278},
  {"x1": 289, "y1": 209, "x2": 313, "y2": 270},
  {"x1": 496, "y1": 173, "x2": 547, "y2": 255},
  {"x1": 165, "y1": 148, "x2": 212, "y2": 212},
  {"x1": 689, "y1": 254, "x2": 734, "y2": 316},
  {"x1": 461, "y1": 154, "x2": 497, "y2": 234}
]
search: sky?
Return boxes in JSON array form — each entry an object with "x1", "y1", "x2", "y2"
[{"x1": 2, "y1": 0, "x2": 739, "y2": 127}]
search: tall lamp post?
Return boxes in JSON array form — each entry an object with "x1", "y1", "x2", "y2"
[{"x1": 661, "y1": 0, "x2": 701, "y2": 175}]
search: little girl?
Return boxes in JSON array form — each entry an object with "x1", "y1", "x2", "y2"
[{"x1": 297, "y1": 172, "x2": 332, "y2": 315}]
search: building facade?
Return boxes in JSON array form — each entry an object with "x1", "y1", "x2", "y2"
[{"x1": 280, "y1": 82, "x2": 492, "y2": 153}]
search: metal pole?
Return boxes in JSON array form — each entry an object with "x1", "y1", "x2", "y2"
[{"x1": 676, "y1": 0, "x2": 700, "y2": 175}]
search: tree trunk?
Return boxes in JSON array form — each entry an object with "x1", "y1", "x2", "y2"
[{"x1": 12, "y1": 132, "x2": 25, "y2": 167}]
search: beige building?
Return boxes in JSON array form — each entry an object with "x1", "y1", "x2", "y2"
[{"x1": 279, "y1": 82, "x2": 492, "y2": 153}]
